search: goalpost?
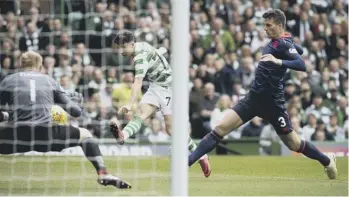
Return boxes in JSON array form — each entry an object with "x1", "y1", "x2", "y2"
[{"x1": 170, "y1": 0, "x2": 189, "y2": 196}]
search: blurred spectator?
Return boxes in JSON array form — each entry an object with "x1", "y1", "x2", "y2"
[
  {"x1": 112, "y1": 72, "x2": 141, "y2": 111},
  {"x1": 250, "y1": 29, "x2": 269, "y2": 54},
  {"x1": 87, "y1": 68, "x2": 106, "y2": 97},
  {"x1": 284, "y1": 80, "x2": 297, "y2": 102},
  {"x1": 327, "y1": 114, "x2": 346, "y2": 141},
  {"x1": 240, "y1": 57, "x2": 255, "y2": 89},
  {"x1": 259, "y1": 123, "x2": 280, "y2": 156},
  {"x1": 210, "y1": 95, "x2": 232, "y2": 131},
  {"x1": 300, "y1": 112, "x2": 318, "y2": 141},
  {"x1": 305, "y1": 94, "x2": 332, "y2": 124},
  {"x1": 19, "y1": 22, "x2": 43, "y2": 51},
  {"x1": 189, "y1": 78, "x2": 204, "y2": 119},
  {"x1": 201, "y1": 17, "x2": 235, "y2": 52},
  {"x1": 147, "y1": 118, "x2": 169, "y2": 143},
  {"x1": 199, "y1": 82, "x2": 219, "y2": 134},
  {"x1": 73, "y1": 43, "x2": 95, "y2": 66},
  {"x1": 311, "y1": 119, "x2": 335, "y2": 141},
  {"x1": 300, "y1": 80, "x2": 313, "y2": 110},
  {"x1": 336, "y1": 96, "x2": 348, "y2": 127},
  {"x1": 323, "y1": 79, "x2": 342, "y2": 111},
  {"x1": 213, "y1": 58, "x2": 234, "y2": 96},
  {"x1": 60, "y1": 75, "x2": 75, "y2": 94},
  {"x1": 241, "y1": 117, "x2": 265, "y2": 137}
]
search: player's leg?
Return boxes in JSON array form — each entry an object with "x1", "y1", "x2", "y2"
[
  {"x1": 110, "y1": 89, "x2": 158, "y2": 144},
  {"x1": 121, "y1": 103, "x2": 157, "y2": 141},
  {"x1": 271, "y1": 110, "x2": 337, "y2": 179},
  {"x1": 163, "y1": 114, "x2": 211, "y2": 177},
  {"x1": 52, "y1": 125, "x2": 131, "y2": 188},
  {"x1": 78, "y1": 128, "x2": 107, "y2": 174},
  {"x1": 159, "y1": 87, "x2": 199, "y2": 154},
  {"x1": 159, "y1": 86, "x2": 211, "y2": 177},
  {"x1": 189, "y1": 93, "x2": 255, "y2": 167},
  {"x1": 163, "y1": 115, "x2": 197, "y2": 150},
  {"x1": 78, "y1": 128, "x2": 131, "y2": 188}
]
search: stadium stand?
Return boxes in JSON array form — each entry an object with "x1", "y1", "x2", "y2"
[{"x1": 0, "y1": 0, "x2": 347, "y2": 144}]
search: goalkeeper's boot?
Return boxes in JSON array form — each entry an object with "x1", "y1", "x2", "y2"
[
  {"x1": 324, "y1": 153, "x2": 337, "y2": 179},
  {"x1": 98, "y1": 174, "x2": 132, "y2": 189},
  {"x1": 110, "y1": 122, "x2": 125, "y2": 145},
  {"x1": 199, "y1": 154, "x2": 211, "y2": 178}
]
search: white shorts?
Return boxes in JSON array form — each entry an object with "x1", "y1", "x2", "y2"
[{"x1": 140, "y1": 84, "x2": 172, "y2": 115}]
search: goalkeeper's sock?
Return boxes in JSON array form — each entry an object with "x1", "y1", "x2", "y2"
[
  {"x1": 188, "y1": 137, "x2": 197, "y2": 152},
  {"x1": 297, "y1": 140, "x2": 330, "y2": 166},
  {"x1": 122, "y1": 116, "x2": 143, "y2": 140},
  {"x1": 80, "y1": 137, "x2": 107, "y2": 174},
  {"x1": 188, "y1": 130, "x2": 222, "y2": 166}
]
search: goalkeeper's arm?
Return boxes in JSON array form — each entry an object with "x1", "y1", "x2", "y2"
[
  {"x1": 54, "y1": 91, "x2": 83, "y2": 118},
  {"x1": 50, "y1": 77, "x2": 83, "y2": 118}
]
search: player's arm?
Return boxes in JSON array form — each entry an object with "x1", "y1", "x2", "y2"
[
  {"x1": 260, "y1": 42, "x2": 306, "y2": 72},
  {"x1": 280, "y1": 55, "x2": 305, "y2": 71},
  {"x1": 119, "y1": 56, "x2": 148, "y2": 114},
  {"x1": 52, "y1": 79, "x2": 82, "y2": 118},
  {"x1": 130, "y1": 57, "x2": 149, "y2": 108},
  {"x1": 294, "y1": 43, "x2": 303, "y2": 55},
  {"x1": 129, "y1": 77, "x2": 143, "y2": 107}
]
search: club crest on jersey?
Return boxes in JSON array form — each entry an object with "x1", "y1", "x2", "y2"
[{"x1": 289, "y1": 48, "x2": 297, "y2": 53}]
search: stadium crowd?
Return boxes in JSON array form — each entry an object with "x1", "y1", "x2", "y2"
[{"x1": 0, "y1": 0, "x2": 348, "y2": 144}]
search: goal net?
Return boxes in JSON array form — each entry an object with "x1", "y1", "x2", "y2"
[{"x1": 0, "y1": 0, "x2": 184, "y2": 195}]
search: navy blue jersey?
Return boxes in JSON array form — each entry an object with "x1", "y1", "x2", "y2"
[
  {"x1": 251, "y1": 33, "x2": 305, "y2": 102},
  {"x1": 0, "y1": 71, "x2": 82, "y2": 124}
]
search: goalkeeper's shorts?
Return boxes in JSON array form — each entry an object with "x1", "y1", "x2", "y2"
[{"x1": 0, "y1": 123, "x2": 80, "y2": 155}]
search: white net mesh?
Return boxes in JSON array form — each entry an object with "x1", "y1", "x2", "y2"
[{"x1": 0, "y1": 0, "x2": 172, "y2": 195}]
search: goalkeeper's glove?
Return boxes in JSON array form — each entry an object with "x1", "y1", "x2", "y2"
[
  {"x1": 67, "y1": 92, "x2": 84, "y2": 106},
  {"x1": 0, "y1": 111, "x2": 9, "y2": 122}
]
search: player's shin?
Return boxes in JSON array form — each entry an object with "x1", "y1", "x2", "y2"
[
  {"x1": 188, "y1": 130, "x2": 222, "y2": 166},
  {"x1": 79, "y1": 137, "x2": 107, "y2": 175},
  {"x1": 297, "y1": 140, "x2": 330, "y2": 166},
  {"x1": 122, "y1": 116, "x2": 143, "y2": 140}
]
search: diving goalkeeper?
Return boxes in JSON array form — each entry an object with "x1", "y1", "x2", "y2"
[{"x1": 0, "y1": 51, "x2": 131, "y2": 189}]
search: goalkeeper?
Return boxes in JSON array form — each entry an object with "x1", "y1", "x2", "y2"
[{"x1": 0, "y1": 51, "x2": 131, "y2": 189}]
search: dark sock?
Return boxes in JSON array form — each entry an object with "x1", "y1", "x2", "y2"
[
  {"x1": 297, "y1": 140, "x2": 330, "y2": 166},
  {"x1": 80, "y1": 137, "x2": 107, "y2": 174},
  {"x1": 188, "y1": 131, "x2": 222, "y2": 166}
]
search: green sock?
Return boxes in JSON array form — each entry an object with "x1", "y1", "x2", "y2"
[
  {"x1": 122, "y1": 116, "x2": 143, "y2": 140},
  {"x1": 188, "y1": 137, "x2": 198, "y2": 153}
]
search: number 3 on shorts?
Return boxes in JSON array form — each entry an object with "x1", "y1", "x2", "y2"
[
  {"x1": 278, "y1": 117, "x2": 286, "y2": 127},
  {"x1": 165, "y1": 97, "x2": 171, "y2": 106}
]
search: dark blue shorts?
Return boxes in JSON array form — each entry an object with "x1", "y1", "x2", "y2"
[{"x1": 232, "y1": 91, "x2": 292, "y2": 135}]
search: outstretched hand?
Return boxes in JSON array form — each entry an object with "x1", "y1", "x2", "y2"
[{"x1": 68, "y1": 92, "x2": 84, "y2": 105}]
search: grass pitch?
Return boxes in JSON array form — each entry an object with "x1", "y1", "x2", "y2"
[{"x1": 0, "y1": 156, "x2": 347, "y2": 196}]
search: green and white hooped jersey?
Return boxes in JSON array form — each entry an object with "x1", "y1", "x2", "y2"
[{"x1": 133, "y1": 42, "x2": 172, "y2": 87}]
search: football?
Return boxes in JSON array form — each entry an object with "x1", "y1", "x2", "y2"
[{"x1": 51, "y1": 105, "x2": 68, "y2": 125}]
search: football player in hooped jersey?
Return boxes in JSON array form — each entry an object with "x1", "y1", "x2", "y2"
[
  {"x1": 110, "y1": 30, "x2": 211, "y2": 177},
  {"x1": 188, "y1": 9, "x2": 337, "y2": 179}
]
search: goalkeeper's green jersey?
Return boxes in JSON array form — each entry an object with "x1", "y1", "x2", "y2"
[{"x1": 133, "y1": 42, "x2": 172, "y2": 87}]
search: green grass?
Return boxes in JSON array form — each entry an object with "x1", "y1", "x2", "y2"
[{"x1": 0, "y1": 156, "x2": 347, "y2": 196}]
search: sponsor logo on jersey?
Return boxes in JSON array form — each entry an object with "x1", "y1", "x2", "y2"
[{"x1": 289, "y1": 48, "x2": 297, "y2": 53}]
